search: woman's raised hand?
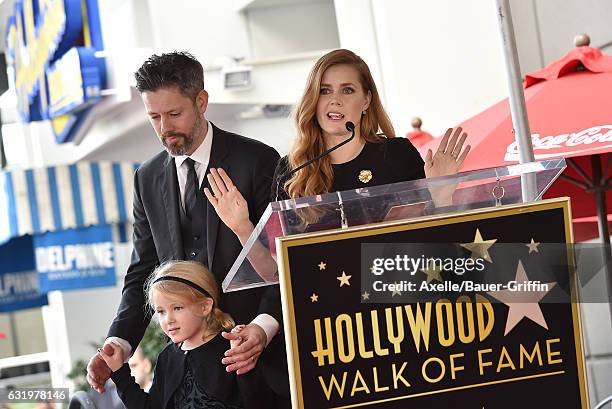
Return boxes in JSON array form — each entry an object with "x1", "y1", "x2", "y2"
[
  {"x1": 424, "y1": 127, "x2": 471, "y2": 178},
  {"x1": 204, "y1": 168, "x2": 253, "y2": 241}
]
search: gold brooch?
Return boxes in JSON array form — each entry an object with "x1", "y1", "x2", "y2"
[{"x1": 358, "y1": 169, "x2": 373, "y2": 183}]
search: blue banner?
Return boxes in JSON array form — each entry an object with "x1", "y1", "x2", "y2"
[
  {"x1": 0, "y1": 235, "x2": 48, "y2": 313},
  {"x1": 35, "y1": 224, "x2": 116, "y2": 292},
  {"x1": 6, "y1": 0, "x2": 106, "y2": 143}
]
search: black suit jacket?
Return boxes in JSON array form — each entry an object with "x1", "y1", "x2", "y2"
[{"x1": 108, "y1": 123, "x2": 281, "y2": 349}]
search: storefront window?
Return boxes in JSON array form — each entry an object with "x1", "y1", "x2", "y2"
[{"x1": 0, "y1": 308, "x2": 47, "y2": 359}]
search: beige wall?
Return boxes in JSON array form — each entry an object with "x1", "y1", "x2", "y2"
[{"x1": 338, "y1": 0, "x2": 508, "y2": 138}]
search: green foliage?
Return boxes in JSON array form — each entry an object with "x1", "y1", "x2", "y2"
[
  {"x1": 139, "y1": 320, "x2": 167, "y2": 368},
  {"x1": 66, "y1": 358, "x2": 89, "y2": 392},
  {"x1": 67, "y1": 321, "x2": 167, "y2": 391}
]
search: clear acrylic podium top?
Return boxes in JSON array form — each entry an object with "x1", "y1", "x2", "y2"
[{"x1": 222, "y1": 159, "x2": 566, "y2": 293}]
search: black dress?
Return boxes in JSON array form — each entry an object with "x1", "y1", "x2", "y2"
[
  {"x1": 110, "y1": 334, "x2": 270, "y2": 409},
  {"x1": 271, "y1": 137, "x2": 427, "y2": 229}
]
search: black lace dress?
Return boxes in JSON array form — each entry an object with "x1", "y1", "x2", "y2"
[
  {"x1": 111, "y1": 334, "x2": 270, "y2": 409},
  {"x1": 271, "y1": 137, "x2": 428, "y2": 230}
]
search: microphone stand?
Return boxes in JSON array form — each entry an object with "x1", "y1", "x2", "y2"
[
  {"x1": 274, "y1": 121, "x2": 356, "y2": 202},
  {"x1": 337, "y1": 191, "x2": 348, "y2": 229}
]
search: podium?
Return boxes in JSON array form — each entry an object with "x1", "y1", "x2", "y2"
[{"x1": 224, "y1": 158, "x2": 590, "y2": 409}]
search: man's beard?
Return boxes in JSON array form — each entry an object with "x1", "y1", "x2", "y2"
[{"x1": 161, "y1": 115, "x2": 203, "y2": 156}]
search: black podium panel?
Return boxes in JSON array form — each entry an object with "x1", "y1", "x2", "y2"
[{"x1": 277, "y1": 198, "x2": 587, "y2": 409}]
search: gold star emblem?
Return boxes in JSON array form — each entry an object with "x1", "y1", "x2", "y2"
[
  {"x1": 391, "y1": 284, "x2": 402, "y2": 297},
  {"x1": 337, "y1": 271, "x2": 352, "y2": 287},
  {"x1": 526, "y1": 238, "x2": 540, "y2": 254},
  {"x1": 358, "y1": 169, "x2": 373, "y2": 183},
  {"x1": 461, "y1": 228, "x2": 497, "y2": 262},
  {"x1": 318, "y1": 261, "x2": 327, "y2": 270},
  {"x1": 361, "y1": 291, "x2": 370, "y2": 301},
  {"x1": 420, "y1": 265, "x2": 443, "y2": 283},
  {"x1": 487, "y1": 260, "x2": 556, "y2": 335},
  {"x1": 310, "y1": 293, "x2": 319, "y2": 303}
]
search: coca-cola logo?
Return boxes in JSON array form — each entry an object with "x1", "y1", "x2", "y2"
[{"x1": 505, "y1": 125, "x2": 612, "y2": 161}]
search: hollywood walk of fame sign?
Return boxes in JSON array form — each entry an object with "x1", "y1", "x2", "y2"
[{"x1": 276, "y1": 198, "x2": 588, "y2": 409}]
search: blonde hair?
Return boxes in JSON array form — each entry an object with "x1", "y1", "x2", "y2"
[
  {"x1": 146, "y1": 261, "x2": 234, "y2": 336},
  {"x1": 286, "y1": 49, "x2": 395, "y2": 200}
]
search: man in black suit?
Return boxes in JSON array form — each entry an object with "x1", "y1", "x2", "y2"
[{"x1": 86, "y1": 52, "x2": 288, "y2": 406}]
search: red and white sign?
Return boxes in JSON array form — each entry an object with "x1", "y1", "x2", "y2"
[{"x1": 505, "y1": 125, "x2": 612, "y2": 161}]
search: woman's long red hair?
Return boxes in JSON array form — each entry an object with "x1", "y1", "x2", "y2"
[{"x1": 285, "y1": 49, "x2": 395, "y2": 199}]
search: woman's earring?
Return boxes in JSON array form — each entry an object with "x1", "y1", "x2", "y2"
[{"x1": 362, "y1": 110, "x2": 367, "y2": 116}]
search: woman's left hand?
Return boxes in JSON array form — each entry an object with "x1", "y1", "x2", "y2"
[{"x1": 424, "y1": 127, "x2": 471, "y2": 178}]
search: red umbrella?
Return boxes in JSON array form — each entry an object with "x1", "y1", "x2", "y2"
[
  {"x1": 423, "y1": 35, "x2": 612, "y2": 241},
  {"x1": 405, "y1": 117, "x2": 435, "y2": 148}
]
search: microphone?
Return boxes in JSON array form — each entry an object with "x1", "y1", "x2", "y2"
[{"x1": 275, "y1": 121, "x2": 356, "y2": 201}]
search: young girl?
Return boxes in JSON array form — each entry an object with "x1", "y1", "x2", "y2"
[{"x1": 98, "y1": 260, "x2": 269, "y2": 409}]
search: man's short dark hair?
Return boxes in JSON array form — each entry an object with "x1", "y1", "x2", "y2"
[{"x1": 135, "y1": 51, "x2": 204, "y2": 101}]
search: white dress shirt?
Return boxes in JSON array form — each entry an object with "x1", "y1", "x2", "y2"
[{"x1": 107, "y1": 120, "x2": 278, "y2": 360}]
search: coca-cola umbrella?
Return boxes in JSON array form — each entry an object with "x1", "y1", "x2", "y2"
[
  {"x1": 423, "y1": 35, "x2": 612, "y2": 242},
  {"x1": 405, "y1": 117, "x2": 435, "y2": 149}
]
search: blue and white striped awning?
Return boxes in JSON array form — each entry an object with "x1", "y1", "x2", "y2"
[{"x1": 0, "y1": 161, "x2": 138, "y2": 245}]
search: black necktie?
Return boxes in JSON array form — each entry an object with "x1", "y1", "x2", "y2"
[
  {"x1": 182, "y1": 158, "x2": 208, "y2": 263},
  {"x1": 184, "y1": 158, "x2": 199, "y2": 220}
]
